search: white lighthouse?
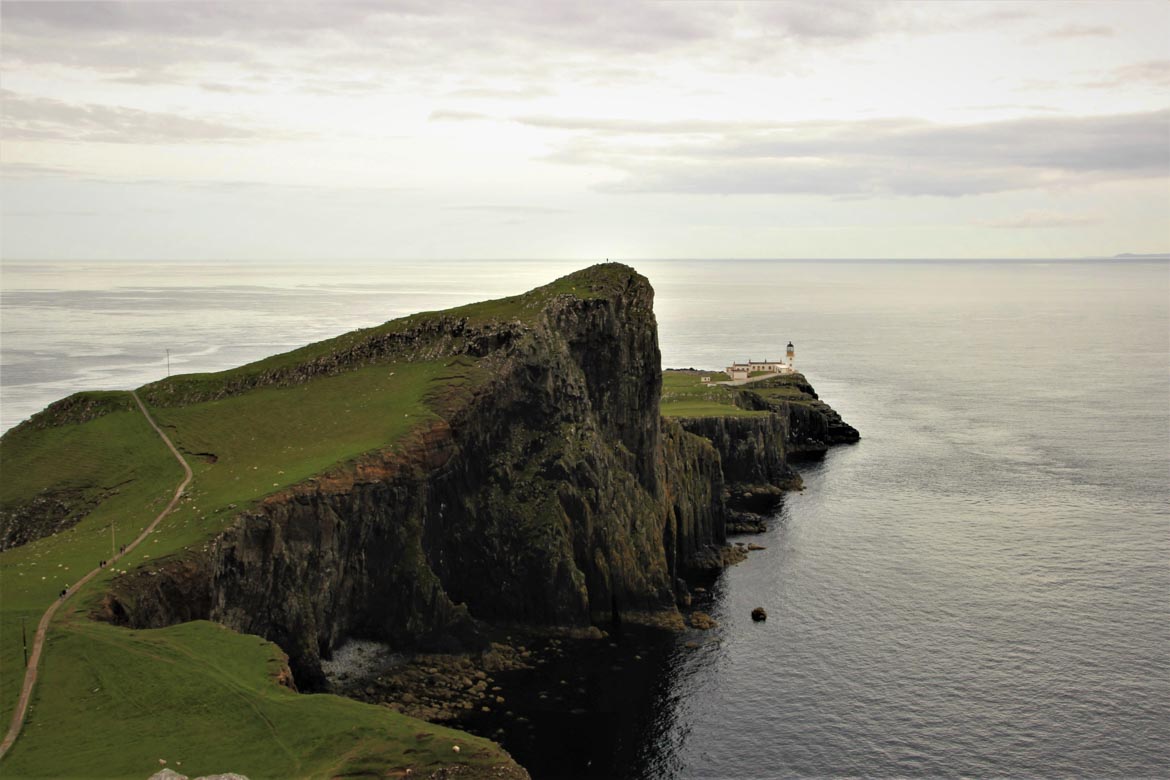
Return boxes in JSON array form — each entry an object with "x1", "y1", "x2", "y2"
[{"x1": 786, "y1": 341, "x2": 795, "y2": 368}]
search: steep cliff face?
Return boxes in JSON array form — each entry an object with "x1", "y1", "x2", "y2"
[
  {"x1": 100, "y1": 265, "x2": 728, "y2": 687},
  {"x1": 675, "y1": 415, "x2": 793, "y2": 491},
  {"x1": 731, "y1": 377, "x2": 860, "y2": 459},
  {"x1": 659, "y1": 419, "x2": 727, "y2": 580}
]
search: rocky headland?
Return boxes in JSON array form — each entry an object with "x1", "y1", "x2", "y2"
[
  {"x1": 91, "y1": 263, "x2": 854, "y2": 682},
  {"x1": 1, "y1": 262, "x2": 856, "y2": 777}
]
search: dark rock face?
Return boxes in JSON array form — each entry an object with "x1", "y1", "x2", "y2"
[
  {"x1": 782, "y1": 400, "x2": 861, "y2": 458},
  {"x1": 100, "y1": 265, "x2": 731, "y2": 687},
  {"x1": 732, "y1": 379, "x2": 860, "y2": 460},
  {"x1": 0, "y1": 488, "x2": 105, "y2": 551},
  {"x1": 676, "y1": 415, "x2": 795, "y2": 492}
]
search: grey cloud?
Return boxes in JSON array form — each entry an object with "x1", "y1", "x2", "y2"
[
  {"x1": 1, "y1": 89, "x2": 285, "y2": 144},
  {"x1": 1043, "y1": 24, "x2": 1113, "y2": 39},
  {"x1": 2, "y1": 210, "x2": 103, "y2": 217},
  {"x1": 445, "y1": 86, "x2": 555, "y2": 100},
  {"x1": 0, "y1": 1, "x2": 408, "y2": 40},
  {"x1": 429, "y1": 109, "x2": 493, "y2": 122},
  {"x1": 1, "y1": 1, "x2": 723, "y2": 62},
  {"x1": 595, "y1": 159, "x2": 1030, "y2": 198},
  {"x1": 2, "y1": 208, "x2": 174, "y2": 217},
  {"x1": 0, "y1": 161, "x2": 80, "y2": 177},
  {"x1": 750, "y1": 1, "x2": 887, "y2": 41},
  {"x1": 967, "y1": 8, "x2": 1037, "y2": 26},
  {"x1": 515, "y1": 115, "x2": 783, "y2": 133},
  {"x1": 198, "y1": 81, "x2": 266, "y2": 95},
  {"x1": 538, "y1": 109, "x2": 1170, "y2": 197},
  {"x1": 0, "y1": 0, "x2": 915, "y2": 93},
  {"x1": 981, "y1": 212, "x2": 1098, "y2": 229},
  {"x1": 443, "y1": 205, "x2": 567, "y2": 215},
  {"x1": 1085, "y1": 59, "x2": 1170, "y2": 89},
  {"x1": 298, "y1": 79, "x2": 388, "y2": 96},
  {"x1": 967, "y1": 104, "x2": 1059, "y2": 113}
]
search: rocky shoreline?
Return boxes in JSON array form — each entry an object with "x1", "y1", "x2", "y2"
[{"x1": 328, "y1": 610, "x2": 736, "y2": 778}]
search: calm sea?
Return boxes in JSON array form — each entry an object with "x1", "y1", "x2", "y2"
[{"x1": 2, "y1": 259, "x2": 1168, "y2": 778}]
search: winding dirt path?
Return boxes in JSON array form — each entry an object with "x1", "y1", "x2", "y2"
[{"x1": 0, "y1": 391, "x2": 193, "y2": 760}]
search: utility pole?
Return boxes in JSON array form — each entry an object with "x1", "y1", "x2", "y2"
[{"x1": 166, "y1": 348, "x2": 171, "y2": 378}]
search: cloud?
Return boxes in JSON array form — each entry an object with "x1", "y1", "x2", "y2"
[
  {"x1": 428, "y1": 109, "x2": 494, "y2": 122},
  {"x1": 443, "y1": 205, "x2": 568, "y2": 215},
  {"x1": 0, "y1": 1, "x2": 724, "y2": 74},
  {"x1": 1043, "y1": 24, "x2": 1113, "y2": 39},
  {"x1": 1084, "y1": 59, "x2": 1170, "y2": 89},
  {"x1": 0, "y1": 161, "x2": 80, "y2": 177},
  {"x1": 0, "y1": 0, "x2": 918, "y2": 95},
  {"x1": 967, "y1": 8, "x2": 1037, "y2": 26},
  {"x1": 2, "y1": 210, "x2": 103, "y2": 218},
  {"x1": 981, "y1": 211, "x2": 1098, "y2": 229},
  {"x1": 516, "y1": 115, "x2": 781, "y2": 133},
  {"x1": 532, "y1": 109, "x2": 1170, "y2": 197},
  {"x1": 750, "y1": 1, "x2": 888, "y2": 41},
  {"x1": 445, "y1": 85, "x2": 555, "y2": 100},
  {"x1": 0, "y1": 89, "x2": 285, "y2": 144}
]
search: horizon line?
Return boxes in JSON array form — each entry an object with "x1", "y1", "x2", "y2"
[{"x1": 2, "y1": 255, "x2": 1169, "y2": 265}]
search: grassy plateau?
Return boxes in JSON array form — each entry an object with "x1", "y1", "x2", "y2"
[{"x1": 659, "y1": 370, "x2": 767, "y2": 419}]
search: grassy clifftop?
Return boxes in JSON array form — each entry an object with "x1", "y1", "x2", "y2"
[{"x1": 659, "y1": 371, "x2": 764, "y2": 418}]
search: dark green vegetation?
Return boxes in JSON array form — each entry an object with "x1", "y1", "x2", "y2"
[{"x1": 0, "y1": 263, "x2": 855, "y2": 777}]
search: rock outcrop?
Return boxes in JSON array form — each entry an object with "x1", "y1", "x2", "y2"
[
  {"x1": 99, "y1": 265, "x2": 736, "y2": 688},
  {"x1": 1, "y1": 487, "x2": 106, "y2": 551},
  {"x1": 675, "y1": 415, "x2": 791, "y2": 489},
  {"x1": 733, "y1": 377, "x2": 860, "y2": 458}
]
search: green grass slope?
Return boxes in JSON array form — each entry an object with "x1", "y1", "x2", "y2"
[
  {"x1": 0, "y1": 407, "x2": 182, "y2": 729},
  {"x1": 140, "y1": 359, "x2": 476, "y2": 554},
  {"x1": 2, "y1": 616, "x2": 513, "y2": 778}
]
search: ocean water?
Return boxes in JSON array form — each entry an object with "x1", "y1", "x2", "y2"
[{"x1": 2, "y1": 259, "x2": 1168, "y2": 777}]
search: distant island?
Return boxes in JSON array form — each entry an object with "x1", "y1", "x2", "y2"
[{"x1": 0, "y1": 263, "x2": 856, "y2": 778}]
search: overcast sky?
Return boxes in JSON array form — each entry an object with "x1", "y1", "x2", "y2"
[{"x1": 1, "y1": 0, "x2": 1167, "y2": 260}]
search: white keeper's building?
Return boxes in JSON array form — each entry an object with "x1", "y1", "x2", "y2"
[{"x1": 725, "y1": 342, "x2": 796, "y2": 380}]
